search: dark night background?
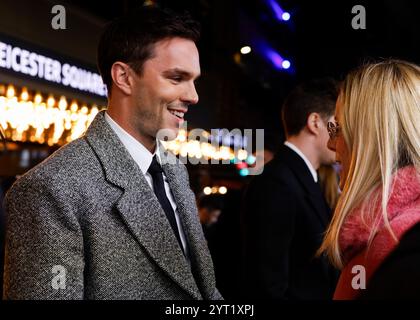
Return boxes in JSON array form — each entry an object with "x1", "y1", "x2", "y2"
[
  {"x1": 1, "y1": 0, "x2": 420, "y2": 300},
  {"x1": 65, "y1": 0, "x2": 419, "y2": 298},
  {"x1": 67, "y1": 0, "x2": 420, "y2": 143}
]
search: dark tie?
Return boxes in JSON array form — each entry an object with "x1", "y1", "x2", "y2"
[{"x1": 148, "y1": 155, "x2": 185, "y2": 254}]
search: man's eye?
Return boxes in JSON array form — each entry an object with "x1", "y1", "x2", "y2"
[{"x1": 171, "y1": 77, "x2": 182, "y2": 82}]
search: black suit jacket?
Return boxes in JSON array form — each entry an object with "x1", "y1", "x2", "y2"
[{"x1": 241, "y1": 145, "x2": 338, "y2": 299}]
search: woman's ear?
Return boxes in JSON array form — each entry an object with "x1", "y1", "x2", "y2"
[{"x1": 110, "y1": 62, "x2": 132, "y2": 95}]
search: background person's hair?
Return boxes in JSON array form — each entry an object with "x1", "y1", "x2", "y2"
[
  {"x1": 281, "y1": 78, "x2": 339, "y2": 137},
  {"x1": 318, "y1": 164, "x2": 340, "y2": 210},
  {"x1": 318, "y1": 59, "x2": 420, "y2": 269},
  {"x1": 97, "y1": 6, "x2": 200, "y2": 93}
]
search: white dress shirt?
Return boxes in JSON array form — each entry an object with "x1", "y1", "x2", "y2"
[
  {"x1": 284, "y1": 141, "x2": 318, "y2": 183},
  {"x1": 105, "y1": 112, "x2": 189, "y2": 255}
]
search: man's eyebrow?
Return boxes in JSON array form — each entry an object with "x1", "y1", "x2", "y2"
[{"x1": 162, "y1": 68, "x2": 201, "y2": 79}]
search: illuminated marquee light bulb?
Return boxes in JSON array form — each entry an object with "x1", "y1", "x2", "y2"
[
  {"x1": 218, "y1": 186, "x2": 227, "y2": 194},
  {"x1": 203, "y1": 187, "x2": 212, "y2": 195},
  {"x1": 70, "y1": 101, "x2": 78, "y2": 112},
  {"x1": 220, "y1": 146, "x2": 231, "y2": 160},
  {"x1": 58, "y1": 96, "x2": 68, "y2": 110},
  {"x1": 81, "y1": 106, "x2": 88, "y2": 114},
  {"x1": 0, "y1": 86, "x2": 106, "y2": 146},
  {"x1": 47, "y1": 95, "x2": 55, "y2": 108},
  {"x1": 178, "y1": 134, "x2": 186, "y2": 142},
  {"x1": 6, "y1": 85, "x2": 15, "y2": 98},
  {"x1": 64, "y1": 122, "x2": 72, "y2": 130},
  {"x1": 34, "y1": 93, "x2": 43, "y2": 104},
  {"x1": 189, "y1": 140, "x2": 201, "y2": 158},
  {"x1": 20, "y1": 87, "x2": 29, "y2": 101},
  {"x1": 237, "y1": 149, "x2": 248, "y2": 161},
  {"x1": 90, "y1": 105, "x2": 99, "y2": 114},
  {"x1": 178, "y1": 129, "x2": 187, "y2": 138},
  {"x1": 180, "y1": 144, "x2": 189, "y2": 157}
]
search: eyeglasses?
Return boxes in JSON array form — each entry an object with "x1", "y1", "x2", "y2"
[{"x1": 327, "y1": 121, "x2": 341, "y2": 140}]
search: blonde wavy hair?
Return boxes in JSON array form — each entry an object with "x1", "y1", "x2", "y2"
[
  {"x1": 318, "y1": 164, "x2": 340, "y2": 210},
  {"x1": 318, "y1": 59, "x2": 420, "y2": 269}
]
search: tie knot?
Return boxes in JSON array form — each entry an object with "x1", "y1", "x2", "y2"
[{"x1": 148, "y1": 155, "x2": 163, "y2": 175}]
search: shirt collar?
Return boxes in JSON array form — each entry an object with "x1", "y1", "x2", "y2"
[
  {"x1": 105, "y1": 112, "x2": 161, "y2": 175},
  {"x1": 284, "y1": 141, "x2": 318, "y2": 182}
]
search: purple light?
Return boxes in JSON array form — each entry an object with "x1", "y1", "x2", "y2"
[
  {"x1": 269, "y1": 51, "x2": 282, "y2": 68},
  {"x1": 266, "y1": 50, "x2": 283, "y2": 69},
  {"x1": 255, "y1": 41, "x2": 292, "y2": 72},
  {"x1": 267, "y1": 0, "x2": 290, "y2": 21}
]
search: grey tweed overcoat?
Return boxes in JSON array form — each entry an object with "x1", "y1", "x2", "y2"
[{"x1": 3, "y1": 111, "x2": 222, "y2": 300}]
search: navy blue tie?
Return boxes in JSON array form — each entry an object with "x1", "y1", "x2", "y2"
[{"x1": 148, "y1": 155, "x2": 185, "y2": 254}]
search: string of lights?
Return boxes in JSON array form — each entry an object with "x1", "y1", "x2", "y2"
[{"x1": 0, "y1": 84, "x2": 251, "y2": 168}]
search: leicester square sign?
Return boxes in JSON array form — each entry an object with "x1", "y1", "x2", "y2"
[{"x1": 0, "y1": 37, "x2": 107, "y2": 97}]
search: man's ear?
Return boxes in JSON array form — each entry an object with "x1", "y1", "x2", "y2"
[
  {"x1": 110, "y1": 62, "x2": 133, "y2": 95},
  {"x1": 306, "y1": 112, "x2": 321, "y2": 135}
]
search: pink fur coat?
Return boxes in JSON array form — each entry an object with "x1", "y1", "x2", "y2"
[{"x1": 334, "y1": 166, "x2": 420, "y2": 299}]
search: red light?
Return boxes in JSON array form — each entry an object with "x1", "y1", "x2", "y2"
[{"x1": 235, "y1": 162, "x2": 248, "y2": 170}]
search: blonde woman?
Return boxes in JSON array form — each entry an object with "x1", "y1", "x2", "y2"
[{"x1": 319, "y1": 60, "x2": 420, "y2": 299}]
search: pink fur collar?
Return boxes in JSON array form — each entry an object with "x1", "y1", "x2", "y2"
[{"x1": 339, "y1": 166, "x2": 420, "y2": 264}]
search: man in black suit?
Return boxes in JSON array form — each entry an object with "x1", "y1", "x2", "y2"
[{"x1": 241, "y1": 78, "x2": 339, "y2": 299}]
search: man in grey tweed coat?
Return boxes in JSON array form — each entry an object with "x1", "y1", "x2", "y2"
[{"x1": 3, "y1": 7, "x2": 222, "y2": 300}]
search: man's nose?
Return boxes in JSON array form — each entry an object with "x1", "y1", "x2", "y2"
[{"x1": 182, "y1": 82, "x2": 199, "y2": 105}]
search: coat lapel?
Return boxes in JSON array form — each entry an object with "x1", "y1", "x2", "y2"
[
  {"x1": 280, "y1": 146, "x2": 330, "y2": 228},
  {"x1": 84, "y1": 111, "x2": 202, "y2": 299},
  {"x1": 160, "y1": 147, "x2": 216, "y2": 299}
]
